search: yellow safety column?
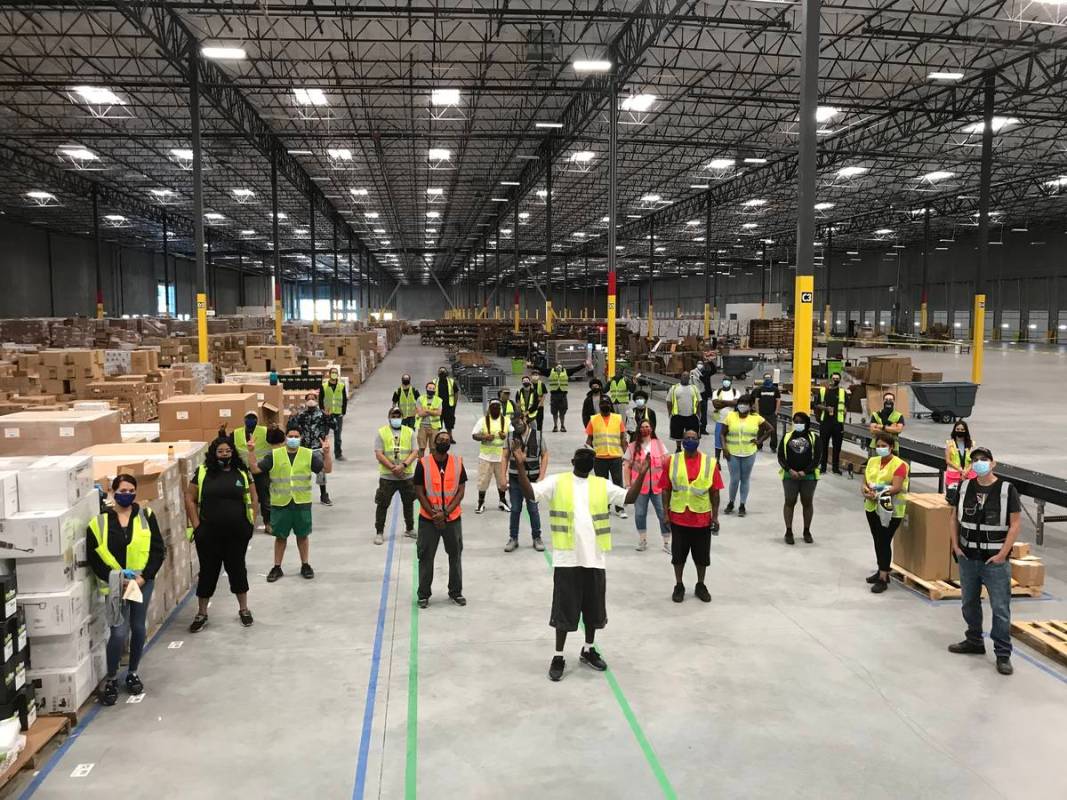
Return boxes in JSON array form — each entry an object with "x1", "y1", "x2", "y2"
[
  {"x1": 196, "y1": 293, "x2": 209, "y2": 363},
  {"x1": 545, "y1": 300, "x2": 554, "y2": 333},
  {"x1": 971, "y1": 294, "x2": 985, "y2": 384},
  {"x1": 607, "y1": 273, "x2": 617, "y2": 379},
  {"x1": 793, "y1": 276, "x2": 814, "y2": 414}
]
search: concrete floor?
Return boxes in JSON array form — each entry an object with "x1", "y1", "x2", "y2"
[{"x1": 12, "y1": 336, "x2": 1067, "y2": 800}]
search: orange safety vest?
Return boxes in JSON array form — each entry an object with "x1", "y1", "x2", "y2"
[{"x1": 418, "y1": 453, "x2": 464, "y2": 522}]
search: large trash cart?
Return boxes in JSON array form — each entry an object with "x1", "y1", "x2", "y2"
[{"x1": 909, "y1": 382, "x2": 978, "y2": 423}]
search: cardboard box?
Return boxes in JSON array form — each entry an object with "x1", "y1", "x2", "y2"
[
  {"x1": 76, "y1": 441, "x2": 208, "y2": 484},
  {"x1": 1011, "y1": 542, "x2": 1031, "y2": 559},
  {"x1": 894, "y1": 493, "x2": 955, "y2": 581},
  {"x1": 26, "y1": 615, "x2": 95, "y2": 669},
  {"x1": 1, "y1": 652, "x2": 27, "y2": 705},
  {"x1": 158, "y1": 397, "x2": 202, "y2": 431},
  {"x1": 1010, "y1": 556, "x2": 1045, "y2": 587},
  {"x1": 17, "y1": 576, "x2": 93, "y2": 637},
  {"x1": 15, "y1": 538, "x2": 88, "y2": 594},
  {"x1": 3, "y1": 493, "x2": 99, "y2": 561},
  {"x1": 0, "y1": 470, "x2": 18, "y2": 519},
  {"x1": 3, "y1": 612, "x2": 27, "y2": 662},
  {"x1": 200, "y1": 393, "x2": 257, "y2": 431},
  {"x1": 0, "y1": 409, "x2": 121, "y2": 456},
  {"x1": 202, "y1": 383, "x2": 235, "y2": 395},
  {"x1": 16, "y1": 455, "x2": 94, "y2": 512},
  {"x1": 28, "y1": 654, "x2": 94, "y2": 714},
  {"x1": 865, "y1": 384, "x2": 910, "y2": 419},
  {"x1": 242, "y1": 382, "x2": 284, "y2": 409},
  {"x1": 868, "y1": 356, "x2": 912, "y2": 385}
]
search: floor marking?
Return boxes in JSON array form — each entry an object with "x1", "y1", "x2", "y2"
[
  {"x1": 167, "y1": 641, "x2": 183, "y2": 649},
  {"x1": 351, "y1": 493, "x2": 400, "y2": 800},
  {"x1": 125, "y1": 694, "x2": 146, "y2": 704},
  {"x1": 69, "y1": 764, "x2": 93, "y2": 778},
  {"x1": 405, "y1": 537, "x2": 420, "y2": 800}
]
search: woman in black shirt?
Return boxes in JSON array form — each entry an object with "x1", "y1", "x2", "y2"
[{"x1": 184, "y1": 436, "x2": 259, "y2": 632}]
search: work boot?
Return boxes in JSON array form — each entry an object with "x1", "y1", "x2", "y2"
[
  {"x1": 101, "y1": 679, "x2": 119, "y2": 706},
  {"x1": 504, "y1": 538, "x2": 518, "y2": 553},
  {"x1": 996, "y1": 657, "x2": 1014, "y2": 675},
  {"x1": 724, "y1": 502, "x2": 735, "y2": 515},
  {"x1": 871, "y1": 578, "x2": 888, "y2": 594},
  {"x1": 267, "y1": 565, "x2": 283, "y2": 583},
  {"x1": 125, "y1": 672, "x2": 144, "y2": 695},
  {"x1": 738, "y1": 504, "x2": 747, "y2": 517},
  {"x1": 948, "y1": 640, "x2": 986, "y2": 655},
  {"x1": 300, "y1": 562, "x2": 315, "y2": 579},
  {"x1": 672, "y1": 583, "x2": 685, "y2": 603},
  {"x1": 803, "y1": 530, "x2": 814, "y2": 543},
  {"x1": 694, "y1": 583, "x2": 711, "y2": 603},
  {"x1": 784, "y1": 530, "x2": 795, "y2": 546}
]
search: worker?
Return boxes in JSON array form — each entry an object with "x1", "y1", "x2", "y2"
[
  {"x1": 548, "y1": 363, "x2": 569, "y2": 432},
  {"x1": 660, "y1": 429, "x2": 724, "y2": 603},
  {"x1": 248, "y1": 424, "x2": 332, "y2": 583},
  {"x1": 88, "y1": 473, "x2": 166, "y2": 706},
  {"x1": 529, "y1": 368, "x2": 549, "y2": 431},
  {"x1": 373, "y1": 406, "x2": 418, "y2": 545},
  {"x1": 625, "y1": 388, "x2": 658, "y2": 441},
  {"x1": 471, "y1": 398, "x2": 509, "y2": 514},
  {"x1": 501, "y1": 412, "x2": 548, "y2": 552},
  {"x1": 497, "y1": 387, "x2": 516, "y2": 418},
  {"x1": 517, "y1": 375, "x2": 540, "y2": 425},
  {"x1": 623, "y1": 419, "x2": 671, "y2": 552},
  {"x1": 667, "y1": 372, "x2": 702, "y2": 451},
  {"x1": 509, "y1": 444, "x2": 647, "y2": 682},
  {"x1": 608, "y1": 372, "x2": 634, "y2": 417},
  {"x1": 948, "y1": 447, "x2": 1021, "y2": 675},
  {"x1": 392, "y1": 374, "x2": 420, "y2": 430},
  {"x1": 412, "y1": 429, "x2": 467, "y2": 608},
  {"x1": 755, "y1": 372, "x2": 781, "y2": 452},
  {"x1": 777, "y1": 411, "x2": 821, "y2": 545},
  {"x1": 185, "y1": 436, "x2": 257, "y2": 633},
  {"x1": 861, "y1": 431, "x2": 909, "y2": 594},
  {"x1": 293, "y1": 391, "x2": 335, "y2": 505},
  {"x1": 585, "y1": 396, "x2": 629, "y2": 519},
  {"x1": 318, "y1": 368, "x2": 348, "y2": 460},
  {"x1": 415, "y1": 380, "x2": 444, "y2": 457},
  {"x1": 944, "y1": 419, "x2": 975, "y2": 503},
  {"x1": 721, "y1": 393, "x2": 773, "y2": 516},
  {"x1": 434, "y1": 367, "x2": 458, "y2": 434},
  {"x1": 710, "y1": 377, "x2": 740, "y2": 459},
  {"x1": 234, "y1": 410, "x2": 271, "y2": 532},
  {"x1": 580, "y1": 378, "x2": 608, "y2": 428},
  {"x1": 815, "y1": 373, "x2": 848, "y2": 474},
  {"x1": 867, "y1": 390, "x2": 905, "y2": 455},
  {"x1": 694, "y1": 359, "x2": 715, "y2": 434}
]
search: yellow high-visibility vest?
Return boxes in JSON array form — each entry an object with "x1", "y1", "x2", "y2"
[
  {"x1": 666, "y1": 453, "x2": 715, "y2": 514},
  {"x1": 863, "y1": 455, "x2": 909, "y2": 517},
  {"x1": 548, "y1": 473, "x2": 611, "y2": 552},
  {"x1": 589, "y1": 413, "x2": 624, "y2": 458}
]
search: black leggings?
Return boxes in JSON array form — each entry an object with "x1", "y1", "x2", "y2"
[
  {"x1": 195, "y1": 523, "x2": 253, "y2": 597},
  {"x1": 866, "y1": 511, "x2": 901, "y2": 572}
]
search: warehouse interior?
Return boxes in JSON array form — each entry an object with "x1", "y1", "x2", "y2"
[{"x1": 0, "y1": 1, "x2": 1066, "y2": 798}]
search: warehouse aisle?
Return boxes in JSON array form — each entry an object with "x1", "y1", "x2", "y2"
[{"x1": 17, "y1": 336, "x2": 1067, "y2": 799}]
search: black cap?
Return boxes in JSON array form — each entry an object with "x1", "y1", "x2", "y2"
[{"x1": 970, "y1": 446, "x2": 993, "y2": 460}]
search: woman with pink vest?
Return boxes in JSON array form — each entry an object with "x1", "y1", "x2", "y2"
[{"x1": 624, "y1": 420, "x2": 672, "y2": 552}]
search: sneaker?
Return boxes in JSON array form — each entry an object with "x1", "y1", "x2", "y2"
[
  {"x1": 635, "y1": 536, "x2": 648, "y2": 552},
  {"x1": 504, "y1": 539, "x2": 518, "y2": 553},
  {"x1": 694, "y1": 583, "x2": 712, "y2": 603},
  {"x1": 871, "y1": 579, "x2": 888, "y2": 594},
  {"x1": 803, "y1": 530, "x2": 814, "y2": 544},
  {"x1": 580, "y1": 646, "x2": 607, "y2": 671},
  {"x1": 560, "y1": 426, "x2": 567, "y2": 433},
  {"x1": 532, "y1": 538, "x2": 545, "y2": 552},
  {"x1": 865, "y1": 571, "x2": 881, "y2": 584},
  {"x1": 724, "y1": 502, "x2": 735, "y2": 515},
  {"x1": 615, "y1": 507, "x2": 628, "y2": 520},
  {"x1": 374, "y1": 532, "x2": 384, "y2": 545},
  {"x1": 548, "y1": 656, "x2": 566, "y2": 681},
  {"x1": 948, "y1": 640, "x2": 987, "y2": 655},
  {"x1": 662, "y1": 537, "x2": 672, "y2": 554},
  {"x1": 264, "y1": 522, "x2": 272, "y2": 536},
  {"x1": 266, "y1": 565, "x2": 283, "y2": 583},
  {"x1": 417, "y1": 598, "x2": 429, "y2": 609},
  {"x1": 738, "y1": 504, "x2": 747, "y2": 517},
  {"x1": 450, "y1": 594, "x2": 467, "y2": 606},
  {"x1": 476, "y1": 504, "x2": 486, "y2": 515},
  {"x1": 300, "y1": 562, "x2": 315, "y2": 579},
  {"x1": 101, "y1": 679, "x2": 119, "y2": 706},
  {"x1": 320, "y1": 494, "x2": 333, "y2": 506},
  {"x1": 404, "y1": 529, "x2": 417, "y2": 539},
  {"x1": 710, "y1": 520, "x2": 720, "y2": 536},
  {"x1": 335, "y1": 453, "x2": 345, "y2": 461},
  {"x1": 189, "y1": 613, "x2": 208, "y2": 633},
  {"x1": 996, "y1": 657, "x2": 1014, "y2": 675},
  {"x1": 498, "y1": 499, "x2": 511, "y2": 512},
  {"x1": 784, "y1": 530, "x2": 795, "y2": 545},
  {"x1": 125, "y1": 672, "x2": 144, "y2": 695},
  {"x1": 552, "y1": 426, "x2": 558, "y2": 433},
  {"x1": 672, "y1": 583, "x2": 685, "y2": 603},
  {"x1": 239, "y1": 610, "x2": 254, "y2": 627}
]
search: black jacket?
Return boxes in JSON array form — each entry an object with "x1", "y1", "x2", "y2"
[
  {"x1": 581, "y1": 391, "x2": 612, "y2": 427},
  {"x1": 87, "y1": 503, "x2": 167, "y2": 581}
]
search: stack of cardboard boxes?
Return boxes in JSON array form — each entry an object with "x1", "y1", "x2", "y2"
[
  {"x1": 244, "y1": 346, "x2": 298, "y2": 373},
  {"x1": 157, "y1": 393, "x2": 259, "y2": 442},
  {"x1": 0, "y1": 409, "x2": 122, "y2": 456},
  {"x1": 0, "y1": 468, "x2": 32, "y2": 731}
]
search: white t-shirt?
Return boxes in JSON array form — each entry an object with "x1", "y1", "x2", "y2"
[
  {"x1": 712, "y1": 388, "x2": 740, "y2": 423},
  {"x1": 531, "y1": 472, "x2": 628, "y2": 570},
  {"x1": 471, "y1": 416, "x2": 507, "y2": 462}
]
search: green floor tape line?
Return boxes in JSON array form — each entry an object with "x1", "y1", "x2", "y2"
[{"x1": 405, "y1": 547, "x2": 420, "y2": 799}]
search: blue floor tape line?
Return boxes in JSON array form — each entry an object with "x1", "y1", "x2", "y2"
[
  {"x1": 19, "y1": 587, "x2": 195, "y2": 799},
  {"x1": 352, "y1": 494, "x2": 401, "y2": 800}
]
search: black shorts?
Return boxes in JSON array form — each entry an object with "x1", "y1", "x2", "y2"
[
  {"x1": 782, "y1": 478, "x2": 817, "y2": 505},
  {"x1": 550, "y1": 392, "x2": 568, "y2": 414},
  {"x1": 670, "y1": 415, "x2": 700, "y2": 441},
  {"x1": 671, "y1": 522, "x2": 711, "y2": 567},
  {"x1": 550, "y1": 567, "x2": 607, "y2": 632}
]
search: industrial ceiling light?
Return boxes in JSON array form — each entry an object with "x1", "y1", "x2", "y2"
[
  {"x1": 836, "y1": 165, "x2": 867, "y2": 177},
  {"x1": 686, "y1": 220, "x2": 700, "y2": 226},
  {"x1": 490, "y1": 197, "x2": 509, "y2": 202},
  {"x1": 327, "y1": 148, "x2": 353, "y2": 161},
  {"x1": 150, "y1": 188, "x2": 174, "y2": 201},
  {"x1": 535, "y1": 122, "x2": 563, "y2": 129},
  {"x1": 572, "y1": 59, "x2": 612, "y2": 72},
  {"x1": 428, "y1": 148, "x2": 451, "y2": 160},
  {"x1": 500, "y1": 180, "x2": 520, "y2": 186},
  {"x1": 59, "y1": 146, "x2": 98, "y2": 161},
  {"x1": 205, "y1": 212, "x2": 225, "y2": 221},
  {"x1": 742, "y1": 199, "x2": 767, "y2": 207},
  {"x1": 814, "y1": 202, "x2": 835, "y2": 210},
  {"x1": 815, "y1": 106, "x2": 838, "y2": 122},
  {"x1": 707, "y1": 158, "x2": 735, "y2": 170},
  {"x1": 569, "y1": 151, "x2": 595, "y2": 163},
  {"x1": 741, "y1": 222, "x2": 758, "y2": 229},
  {"x1": 71, "y1": 86, "x2": 125, "y2": 106},
  {"x1": 427, "y1": 211, "x2": 441, "y2": 219},
  {"x1": 349, "y1": 188, "x2": 368, "y2": 197},
  {"x1": 293, "y1": 88, "x2": 329, "y2": 106},
  {"x1": 518, "y1": 212, "x2": 530, "y2": 220},
  {"x1": 170, "y1": 148, "x2": 193, "y2": 160},
  {"x1": 288, "y1": 149, "x2": 313, "y2": 155},
  {"x1": 201, "y1": 45, "x2": 247, "y2": 60},
  {"x1": 689, "y1": 183, "x2": 710, "y2": 189},
  {"x1": 365, "y1": 212, "x2": 380, "y2": 219},
  {"x1": 640, "y1": 193, "x2": 662, "y2": 203},
  {"x1": 104, "y1": 214, "x2": 127, "y2": 223},
  {"x1": 921, "y1": 170, "x2": 955, "y2": 181},
  {"x1": 1044, "y1": 176, "x2": 1067, "y2": 187},
  {"x1": 961, "y1": 117, "x2": 1020, "y2": 133},
  {"x1": 744, "y1": 157, "x2": 769, "y2": 165},
  {"x1": 426, "y1": 187, "x2": 444, "y2": 196},
  {"x1": 430, "y1": 88, "x2": 461, "y2": 106},
  {"x1": 231, "y1": 188, "x2": 255, "y2": 202},
  {"x1": 240, "y1": 229, "x2": 256, "y2": 236},
  {"x1": 272, "y1": 211, "x2": 288, "y2": 220},
  {"x1": 928, "y1": 71, "x2": 964, "y2": 81},
  {"x1": 621, "y1": 93, "x2": 656, "y2": 112},
  {"x1": 874, "y1": 228, "x2": 893, "y2": 235}
]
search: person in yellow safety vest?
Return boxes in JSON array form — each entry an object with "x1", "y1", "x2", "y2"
[
  {"x1": 415, "y1": 381, "x2": 444, "y2": 456},
  {"x1": 373, "y1": 407, "x2": 419, "y2": 545},
  {"x1": 234, "y1": 410, "x2": 272, "y2": 532},
  {"x1": 667, "y1": 373, "x2": 702, "y2": 451},
  {"x1": 184, "y1": 437, "x2": 257, "y2": 635},
  {"x1": 497, "y1": 387, "x2": 516, "y2": 418},
  {"x1": 721, "y1": 393, "x2": 774, "y2": 517},
  {"x1": 517, "y1": 375, "x2": 540, "y2": 421},
  {"x1": 87, "y1": 473, "x2": 166, "y2": 707},
  {"x1": 608, "y1": 373, "x2": 634, "y2": 407},
  {"x1": 510, "y1": 444, "x2": 647, "y2": 682},
  {"x1": 248, "y1": 424, "x2": 332, "y2": 583},
  {"x1": 548, "y1": 363, "x2": 569, "y2": 432},
  {"x1": 392, "y1": 374, "x2": 420, "y2": 429},
  {"x1": 815, "y1": 374, "x2": 848, "y2": 474},
  {"x1": 867, "y1": 390, "x2": 905, "y2": 455},
  {"x1": 318, "y1": 368, "x2": 348, "y2": 460},
  {"x1": 944, "y1": 420, "x2": 976, "y2": 501},
  {"x1": 471, "y1": 399, "x2": 510, "y2": 514},
  {"x1": 585, "y1": 397, "x2": 630, "y2": 519},
  {"x1": 861, "y1": 432, "x2": 910, "y2": 594},
  {"x1": 528, "y1": 369, "x2": 548, "y2": 431},
  {"x1": 434, "y1": 367, "x2": 459, "y2": 433},
  {"x1": 660, "y1": 430, "x2": 724, "y2": 604}
]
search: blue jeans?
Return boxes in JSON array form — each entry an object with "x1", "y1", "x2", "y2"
[
  {"x1": 958, "y1": 556, "x2": 1012, "y2": 657},
  {"x1": 727, "y1": 453, "x2": 756, "y2": 504},
  {"x1": 508, "y1": 480, "x2": 542, "y2": 541},
  {"x1": 106, "y1": 579, "x2": 155, "y2": 678},
  {"x1": 634, "y1": 491, "x2": 670, "y2": 536},
  {"x1": 714, "y1": 422, "x2": 725, "y2": 452}
]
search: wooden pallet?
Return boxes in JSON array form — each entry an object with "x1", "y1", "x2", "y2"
[
  {"x1": 0, "y1": 714, "x2": 72, "y2": 791},
  {"x1": 1011, "y1": 620, "x2": 1067, "y2": 668},
  {"x1": 890, "y1": 563, "x2": 1044, "y2": 601}
]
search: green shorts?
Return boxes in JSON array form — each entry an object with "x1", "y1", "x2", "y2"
[{"x1": 271, "y1": 503, "x2": 313, "y2": 538}]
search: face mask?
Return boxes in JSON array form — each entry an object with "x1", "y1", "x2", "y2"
[
  {"x1": 113, "y1": 491, "x2": 135, "y2": 508},
  {"x1": 490, "y1": 408, "x2": 500, "y2": 419},
  {"x1": 832, "y1": 376, "x2": 841, "y2": 384},
  {"x1": 306, "y1": 400, "x2": 317, "y2": 409},
  {"x1": 390, "y1": 418, "x2": 402, "y2": 429},
  {"x1": 426, "y1": 391, "x2": 435, "y2": 398},
  {"x1": 438, "y1": 371, "x2": 447, "y2": 378},
  {"x1": 682, "y1": 439, "x2": 699, "y2": 453},
  {"x1": 573, "y1": 453, "x2": 596, "y2": 476},
  {"x1": 402, "y1": 378, "x2": 411, "y2": 386},
  {"x1": 954, "y1": 431, "x2": 966, "y2": 439},
  {"x1": 737, "y1": 403, "x2": 750, "y2": 414},
  {"x1": 556, "y1": 365, "x2": 563, "y2": 371},
  {"x1": 793, "y1": 422, "x2": 806, "y2": 433},
  {"x1": 696, "y1": 363, "x2": 704, "y2": 370},
  {"x1": 245, "y1": 418, "x2": 257, "y2": 430},
  {"x1": 875, "y1": 446, "x2": 891, "y2": 458},
  {"x1": 635, "y1": 397, "x2": 646, "y2": 407},
  {"x1": 722, "y1": 380, "x2": 731, "y2": 389},
  {"x1": 883, "y1": 400, "x2": 894, "y2": 410},
  {"x1": 286, "y1": 437, "x2": 301, "y2": 449},
  {"x1": 591, "y1": 387, "x2": 601, "y2": 395},
  {"x1": 972, "y1": 460, "x2": 992, "y2": 476},
  {"x1": 434, "y1": 441, "x2": 451, "y2": 455},
  {"x1": 218, "y1": 456, "x2": 231, "y2": 467},
  {"x1": 522, "y1": 381, "x2": 531, "y2": 388}
]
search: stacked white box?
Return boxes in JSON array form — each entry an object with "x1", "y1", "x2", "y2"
[
  {"x1": 2, "y1": 493, "x2": 99, "y2": 560},
  {"x1": 29, "y1": 655, "x2": 94, "y2": 714},
  {"x1": 17, "y1": 456, "x2": 95, "y2": 512},
  {"x1": 17, "y1": 577, "x2": 93, "y2": 637}
]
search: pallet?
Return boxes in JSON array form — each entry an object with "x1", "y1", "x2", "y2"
[
  {"x1": 890, "y1": 563, "x2": 1044, "y2": 601},
  {"x1": 1011, "y1": 620, "x2": 1067, "y2": 668},
  {"x1": 0, "y1": 714, "x2": 71, "y2": 791}
]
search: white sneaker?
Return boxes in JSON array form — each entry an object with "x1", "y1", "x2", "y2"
[
  {"x1": 476, "y1": 504, "x2": 486, "y2": 514},
  {"x1": 404, "y1": 529, "x2": 417, "y2": 539},
  {"x1": 635, "y1": 536, "x2": 648, "y2": 552},
  {"x1": 662, "y1": 537, "x2": 672, "y2": 554},
  {"x1": 374, "y1": 532, "x2": 384, "y2": 546},
  {"x1": 615, "y1": 507, "x2": 628, "y2": 520},
  {"x1": 499, "y1": 500, "x2": 511, "y2": 512}
]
